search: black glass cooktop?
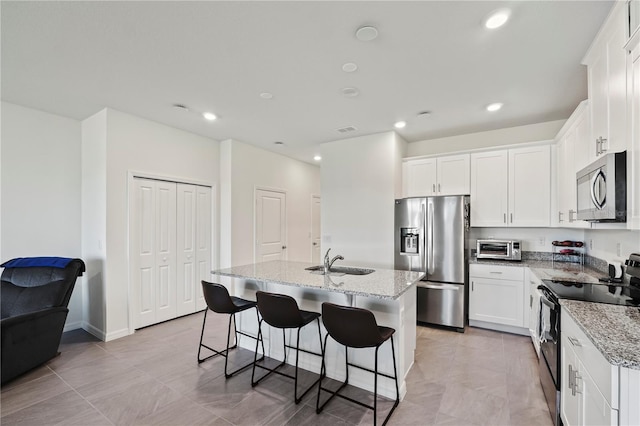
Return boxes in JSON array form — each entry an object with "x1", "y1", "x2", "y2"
[{"x1": 540, "y1": 279, "x2": 640, "y2": 307}]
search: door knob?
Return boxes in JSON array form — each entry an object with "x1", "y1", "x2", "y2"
[
  {"x1": 282, "y1": 246, "x2": 287, "y2": 249},
  {"x1": 312, "y1": 242, "x2": 318, "y2": 246},
  {"x1": 162, "y1": 257, "x2": 168, "y2": 262}
]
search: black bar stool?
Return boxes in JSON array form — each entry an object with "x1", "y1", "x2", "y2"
[
  {"x1": 316, "y1": 302, "x2": 399, "y2": 426},
  {"x1": 252, "y1": 291, "x2": 324, "y2": 404},
  {"x1": 198, "y1": 281, "x2": 265, "y2": 378}
]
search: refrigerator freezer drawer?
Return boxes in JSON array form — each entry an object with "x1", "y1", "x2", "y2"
[{"x1": 416, "y1": 282, "x2": 465, "y2": 329}]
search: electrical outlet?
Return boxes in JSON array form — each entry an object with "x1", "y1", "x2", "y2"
[
  {"x1": 589, "y1": 239, "x2": 593, "y2": 250},
  {"x1": 538, "y1": 237, "x2": 546, "y2": 246},
  {"x1": 616, "y1": 243, "x2": 621, "y2": 257}
]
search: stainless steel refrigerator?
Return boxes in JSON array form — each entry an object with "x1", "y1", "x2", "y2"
[{"x1": 394, "y1": 196, "x2": 469, "y2": 330}]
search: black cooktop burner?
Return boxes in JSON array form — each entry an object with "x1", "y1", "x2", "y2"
[{"x1": 541, "y1": 279, "x2": 640, "y2": 306}]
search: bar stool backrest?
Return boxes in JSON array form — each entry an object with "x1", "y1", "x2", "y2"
[
  {"x1": 322, "y1": 302, "x2": 384, "y2": 348},
  {"x1": 256, "y1": 291, "x2": 305, "y2": 328},
  {"x1": 201, "y1": 281, "x2": 237, "y2": 314}
]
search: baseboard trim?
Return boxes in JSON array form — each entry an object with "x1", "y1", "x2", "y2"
[
  {"x1": 63, "y1": 321, "x2": 83, "y2": 332},
  {"x1": 82, "y1": 322, "x2": 106, "y2": 341},
  {"x1": 468, "y1": 319, "x2": 529, "y2": 336},
  {"x1": 104, "y1": 327, "x2": 132, "y2": 342}
]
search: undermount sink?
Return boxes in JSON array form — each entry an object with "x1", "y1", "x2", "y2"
[{"x1": 305, "y1": 265, "x2": 375, "y2": 276}]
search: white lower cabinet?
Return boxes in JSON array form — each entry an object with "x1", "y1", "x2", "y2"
[
  {"x1": 469, "y1": 264, "x2": 525, "y2": 332},
  {"x1": 561, "y1": 309, "x2": 619, "y2": 426}
]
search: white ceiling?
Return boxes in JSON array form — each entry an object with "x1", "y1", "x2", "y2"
[{"x1": 1, "y1": 1, "x2": 613, "y2": 164}]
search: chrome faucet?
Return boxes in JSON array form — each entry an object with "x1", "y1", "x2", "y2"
[{"x1": 323, "y1": 248, "x2": 344, "y2": 274}]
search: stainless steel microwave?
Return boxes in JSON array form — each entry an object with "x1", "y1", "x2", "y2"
[
  {"x1": 576, "y1": 151, "x2": 626, "y2": 222},
  {"x1": 476, "y1": 239, "x2": 522, "y2": 261}
]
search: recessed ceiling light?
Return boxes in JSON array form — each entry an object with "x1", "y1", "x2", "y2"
[
  {"x1": 342, "y1": 87, "x2": 359, "y2": 97},
  {"x1": 394, "y1": 121, "x2": 407, "y2": 129},
  {"x1": 314, "y1": 155, "x2": 322, "y2": 161},
  {"x1": 486, "y1": 103, "x2": 503, "y2": 112},
  {"x1": 202, "y1": 112, "x2": 217, "y2": 121},
  {"x1": 260, "y1": 92, "x2": 273, "y2": 99},
  {"x1": 355, "y1": 26, "x2": 378, "y2": 41},
  {"x1": 274, "y1": 141, "x2": 284, "y2": 146},
  {"x1": 342, "y1": 62, "x2": 358, "y2": 73},
  {"x1": 417, "y1": 111, "x2": 431, "y2": 117},
  {"x1": 484, "y1": 9, "x2": 511, "y2": 29}
]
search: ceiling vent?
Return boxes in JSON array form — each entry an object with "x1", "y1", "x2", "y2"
[{"x1": 336, "y1": 126, "x2": 357, "y2": 133}]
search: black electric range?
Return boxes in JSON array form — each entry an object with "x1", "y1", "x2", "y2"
[
  {"x1": 540, "y1": 279, "x2": 640, "y2": 307},
  {"x1": 537, "y1": 278, "x2": 639, "y2": 426}
]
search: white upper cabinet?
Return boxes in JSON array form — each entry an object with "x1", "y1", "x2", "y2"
[
  {"x1": 555, "y1": 102, "x2": 590, "y2": 228},
  {"x1": 471, "y1": 145, "x2": 551, "y2": 227},
  {"x1": 403, "y1": 153, "x2": 470, "y2": 197},
  {"x1": 436, "y1": 154, "x2": 471, "y2": 195},
  {"x1": 509, "y1": 145, "x2": 551, "y2": 227},
  {"x1": 583, "y1": 3, "x2": 628, "y2": 161},
  {"x1": 403, "y1": 158, "x2": 437, "y2": 197},
  {"x1": 470, "y1": 150, "x2": 509, "y2": 226}
]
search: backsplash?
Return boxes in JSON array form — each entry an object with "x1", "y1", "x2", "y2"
[{"x1": 470, "y1": 249, "x2": 609, "y2": 275}]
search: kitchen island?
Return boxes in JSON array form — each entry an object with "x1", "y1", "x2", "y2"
[{"x1": 211, "y1": 260, "x2": 424, "y2": 399}]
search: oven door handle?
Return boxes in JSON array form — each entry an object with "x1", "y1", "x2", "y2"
[{"x1": 540, "y1": 296, "x2": 556, "y2": 309}]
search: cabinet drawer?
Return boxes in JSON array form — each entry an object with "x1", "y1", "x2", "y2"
[
  {"x1": 469, "y1": 264, "x2": 524, "y2": 281},
  {"x1": 561, "y1": 309, "x2": 619, "y2": 409}
]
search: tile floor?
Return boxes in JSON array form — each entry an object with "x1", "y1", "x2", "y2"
[{"x1": 0, "y1": 311, "x2": 552, "y2": 425}]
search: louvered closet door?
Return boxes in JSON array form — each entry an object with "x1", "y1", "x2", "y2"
[
  {"x1": 195, "y1": 186, "x2": 211, "y2": 310},
  {"x1": 177, "y1": 184, "x2": 197, "y2": 316}
]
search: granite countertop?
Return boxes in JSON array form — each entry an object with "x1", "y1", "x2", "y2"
[
  {"x1": 212, "y1": 260, "x2": 424, "y2": 300},
  {"x1": 560, "y1": 299, "x2": 640, "y2": 370},
  {"x1": 470, "y1": 256, "x2": 606, "y2": 283}
]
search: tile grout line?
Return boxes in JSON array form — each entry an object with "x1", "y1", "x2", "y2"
[{"x1": 48, "y1": 367, "x2": 116, "y2": 426}]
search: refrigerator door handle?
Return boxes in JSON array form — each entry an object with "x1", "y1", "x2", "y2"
[
  {"x1": 427, "y1": 201, "x2": 434, "y2": 275},
  {"x1": 417, "y1": 283, "x2": 460, "y2": 291}
]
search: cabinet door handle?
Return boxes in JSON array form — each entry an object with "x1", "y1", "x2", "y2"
[
  {"x1": 503, "y1": 213, "x2": 506, "y2": 223},
  {"x1": 471, "y1": 281, "x2": 474, "y2": 291},
  {"x1": 432, "y1": 184, "x2": 436, "y2": 193},
  {"x1": 600, "y1": 137, "x2": 607, "y2": 154},
  {"x1": 568, "y1": 209, "x2": 575, "y2": 223},
  {"x1": 530, "y1": 294, "x2": 533, "y2": 307},
  {"x1": 596, "y1": 137, "x2": 601, "y2": 155},
  {"x1": 490, "y1": 271, "x2": 503, "y2": 274},
  {"x1": 510, "y1": 213, "x2": 513, "y2": 223},
  {"x1": 574, "y1": 372, "x2": 582, "y2": 394},
  {"x1": 438, "y1": 183, "x2": 441, "y2": 193},
  {"x1": 558, "y1": 211, "x2": 564, "y2": 223},
  {"x1": 568, "y1": 364, "x2": 575, "y2": 392},
  {"x1": 568, "y1": 336, "x2": 582, "y2": 347}
]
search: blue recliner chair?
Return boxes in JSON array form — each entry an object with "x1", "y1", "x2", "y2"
[{"x1": 1, "y1": 257, "x2": 85, "y2": 385}]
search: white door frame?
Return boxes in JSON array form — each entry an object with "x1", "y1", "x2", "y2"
[
  {"x1": 310, "y1": 194, "x2": 321, "y2": 263},
  {"x1": 253, "y1": 186, "x2": 288, "y2": 263},
  {"x1": 127, "y1": 171, "x2": 216, "y2": 335}
]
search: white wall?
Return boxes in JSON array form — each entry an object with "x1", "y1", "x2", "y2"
[
  {"x1": 220, "y1": 139, "x2": 321, "y2": 268},
  {"x1": 407, "y1": 120, "x2": 566, "y2": 157},
  {"x1": 470, "y1": 227, "x2": 585, "y2": 253},
  {"x1": 584, "y1": 229, "x2": 640, "y2": 266},
  {"x1": 1, "y1": 102, "x2": 84, "y2": 329},
  {"x1": 81, "y1": 110, "x2": 108, "y2": 335},
  {"x1": 82, "y1": 108, "x2": 220, "y2": 340},
  {"x1": 320, "y1": 131, "x2": 406, "y2": 269}
]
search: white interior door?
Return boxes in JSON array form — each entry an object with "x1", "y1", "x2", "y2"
[
  {"x1": 154, "y1": 181, "x2": 177, "y2": 323},
  {"x1": 195, "y1": 185, "x2": 212, "y2": 310},
  {"x1": 176, "y1": 184, "x2": 196, "y2": 316},
  {"x1": 311, "y1": 195, "x2": 321, "y2": 263},
  {"x1": 255, "y1": 189, "x2": 286, "y2": 262},
  {"x1": 132, "y1": 178, "x2": 177, "y2": 328},
  {"x1": 132, "y1": 178, "x2": 156, "y2": 328}
]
